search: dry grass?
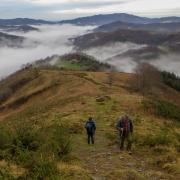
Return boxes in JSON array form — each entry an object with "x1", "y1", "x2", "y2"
[
  {"x1": 0, "y1": 69, "x2": 179, "y2": 179},
  {"x1": 58, "y1": 162, "x2": 92, "y2": 180}
]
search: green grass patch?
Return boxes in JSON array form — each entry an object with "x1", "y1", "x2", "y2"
[
  {"x1": 142, "y1": 98, "x2": 180, "y2": 121},
  {"x1": 141, "y1": 132, "x2": 171, "y2": 147},
  {"x1": 0, "y1": 166, "x2": 14, "y2": 180},
  {"x1": 56, "y1": 60, "x2": 88, "y2": 71},
  {"x1": 0, "y1": 119, "x2": 72, "y2": 178}
]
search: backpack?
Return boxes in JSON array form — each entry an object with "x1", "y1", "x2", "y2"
[
  {"x1": 122, "y1": 117, "x2": 130, "y2": 134},
  {"x1": 86, "y1": 122, "x2": 94, "y2": 132}
]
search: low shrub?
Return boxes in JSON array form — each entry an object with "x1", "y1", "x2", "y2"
[
  {"x1": 140, "y1": 132, "x2": 171, "y2": 147},
  {"x1": 163, "y1": 163, "x2": 180, "y2": 175},
  {"x1": 22, "y1": 160, "x2": 59, "y2": 180},
  {"x1": 0, "y1": 167, "x2": 14, "y2": 180},
  {"x1": 162, "y1": 71, "x2": 180, "y2": 92},
  {"x1": 0, "y1": 127, "x2": 13, "y2": 150},
  {"x1": 142, "y1": 99, "x2": 180, "y2": 121},
  {"x1": 52, "y1": 125, "x2": 72, "y2": 159},
  {"x1": 175, "y1": 144, "x2": 180, "y2": 153},
  {"x1": 0, "y1": 125, "x2": 42, "y2": 166},
  {"x1": 12, "y1": 128, "x2": 40, "y2": 152},
  {"x1": 105, "y1": 169, "x2": 146, "y2": 180},
  {"x1": 0, "y1": 121, "x2": 73, "y2": 177}
]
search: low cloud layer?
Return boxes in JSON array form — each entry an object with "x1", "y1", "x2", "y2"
[
  {"x1": 0, "y1": 24, "x2": 180, "y2": 78},
  {"x1": 0, "y1": 24, "x2": 94, "y2": 78},
  {"x1": 84, "y1": 42, "x2": 146, "y2": 62},
  {"x1": 84, "y1": 43, "x2": 180, "y2": 75}
]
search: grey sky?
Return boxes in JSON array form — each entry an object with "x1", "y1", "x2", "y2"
[{"x1": 0, "y1": 0, "x2": 180, "y2": 20}]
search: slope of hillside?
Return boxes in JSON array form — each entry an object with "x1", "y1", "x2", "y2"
[
  {"x1": 73, "y1": 29, "x2": 180, "y2": 50},
  {"x1": 0, "y1": 67, "x2": 179, "y2": 179}
]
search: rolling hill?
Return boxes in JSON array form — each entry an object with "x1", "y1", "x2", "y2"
[
  {"x1": 0, "y1": 64, "x2": 179, "y2": 179},
  {"x1": 1, "y1": 13, "x2": 180, "y2": 27},
  {"x1": 73, "y1": 29, "x2": 180, "y2": 67},
  {"x1": 0, "y1": 25, "x2": 39, "y2": 33},
  {"x1": 74, "y1": 29, "x2": 180, "y2": 49},
  {"x1": 0, "y1": 12, "x2": 180, "y2": 179},
  {"x1": 0, "y1": 18, "x2": 54, "y2": 26}
]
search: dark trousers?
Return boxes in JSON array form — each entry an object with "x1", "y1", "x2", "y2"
[
  {"x1": 87, "y1": 132, "x2": 94, "y2": 144},
  {"x1": 120, "y1": 133, "x2": 132, "y2": 150}
]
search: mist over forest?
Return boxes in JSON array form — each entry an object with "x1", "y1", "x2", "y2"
[
  {"x1": 0, "y1": 14, "x2": 180, "y2": 78},
  {"x1": 0, "y1": 24, "x2": 94, "y2": 78}
]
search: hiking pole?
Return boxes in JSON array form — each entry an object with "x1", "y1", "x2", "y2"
[{"x1": 119, "y1": 128, "x2": 123, "y2": 150}]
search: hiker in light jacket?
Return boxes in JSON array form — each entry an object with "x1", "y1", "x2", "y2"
[
  {"x1": 116, "y1": 114, "x2": 133, "y2": 151},
  {"x1": 85, "y1": 117, "x2": 96, "y2": 144}
]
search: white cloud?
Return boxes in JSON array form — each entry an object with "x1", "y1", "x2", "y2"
[
  {"x1": 28, "y1": 0, "x2": 125, "y2": 4},
  {"x1": 0, "y1": 24, "x2": 95, "y2": 78},
  {"x1": 53, "y1": 7, "x2": 115, "y2": 15},
  {"x1": 52, "y1": 0, "x2": 180, "y2": 17},
  {"x1": 1, "y1": 0, "x2": 180, "y2": 20}
]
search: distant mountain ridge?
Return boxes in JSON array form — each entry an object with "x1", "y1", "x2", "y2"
[
  {"x1": 0, "y1": 18, "x2": 55, "y2": 26},
  {"x1": 73, "y1": 29, "x2": 180, "y2": 65},
  {"x1": 59, "y1": 13, "x2": 149, "y2": 25},
  {"x1": 73, "y1": 29, "x2": 180, "y2": 49},
  {"x1": 1, "y1": 13, "x2": 180, "y2": 26},
  {"x1": 95, "y1": 21, "x2": 180, "y2": 33},
  {"x1": 59, "y1": 13, "x2": 180, "y2": 25},
  {"x1": 0, "y1": 25, "x2": 39, "y2": 33}
]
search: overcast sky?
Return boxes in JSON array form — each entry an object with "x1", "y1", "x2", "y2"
[{"x1": 1, "y1": 0, "x2": 180, "y2": 20}]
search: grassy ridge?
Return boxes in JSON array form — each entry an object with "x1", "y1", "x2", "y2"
[
  {"x1": 0, "y1": 69, "x2": 179, "y2": 179},
  {"x1": 34, "y1": 52, "x2": 112, "y2": 72}
]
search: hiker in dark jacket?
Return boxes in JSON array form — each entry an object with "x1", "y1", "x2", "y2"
[
  {"x1": 116, "y1": 115, "x2": 133, "y2": 151},
  {"x1": 85, "y1": 117, "x2": 96, "y2": 144}
]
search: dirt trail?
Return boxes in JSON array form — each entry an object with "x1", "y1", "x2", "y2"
[{"x1": 73, "y1": 116, "x2": 150, "y2": 180}]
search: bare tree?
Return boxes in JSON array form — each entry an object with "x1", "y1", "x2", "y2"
[{"x1": 131, "y1": 63, "x2": 162, "y2": 96}]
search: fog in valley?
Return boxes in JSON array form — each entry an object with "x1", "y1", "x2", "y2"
[
  {"x1": 84, "y1": 43, "x2": 180, "y2": 75},
  {"x1": 0, "y1": 24, "x2": 95, "y2": 78},
  {"x1": 0, "y1": 24, "x2": 180, "y2": 78}
]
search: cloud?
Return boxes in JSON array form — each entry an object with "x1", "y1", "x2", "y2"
[
  {"x1": 1, "y1": 0, "x2": 180, "y2": 20},
  {"x1": 84, "y1": 42, "x2": 146, "y2": 61},
  {"x1": 52, "y1": 0, "x2": 180, "y2": 17},
  {"x1": 0, "y1": 24, "x2": 94, "y2": 78},
  {"x1": 28, "y1": 0, "x2": 126, "y2": 5},
  {"x1": 83, "y1": 43, "x2": 180, "y2": 75},
  {"x1": 0, "y1": 24, "x2": 179, "y2": 78}
]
